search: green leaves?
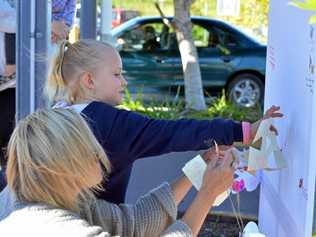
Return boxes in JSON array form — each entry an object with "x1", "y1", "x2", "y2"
[
  {"x1": 289, "y1": 0, "x2": 316, "y2": 24},
  {"x1": 289, "y1": 0, "x2": 316, "y2": 10},
  {"x1": 309, "y1": 14, "x2": 316, "y2": 23}
]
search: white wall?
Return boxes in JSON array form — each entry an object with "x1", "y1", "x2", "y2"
[{"x1": 259, "y1": 0, "x2": 316, "y2": 236}]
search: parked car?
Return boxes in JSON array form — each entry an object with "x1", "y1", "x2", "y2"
[{"x1": 111, "y1": 16, "x2": 267, "y2": 107}]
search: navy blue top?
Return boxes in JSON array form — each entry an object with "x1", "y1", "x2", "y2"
[{"x1": 82, "y1": 101, "x2": 243, "y2": 204}]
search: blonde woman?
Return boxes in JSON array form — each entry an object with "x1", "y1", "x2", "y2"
[
  {"x1": 0, "y1": 109, "x2": 234, "y2": 237},
  {"x1": 46, "y1": 39, "x2": 283, "y2": 204}
]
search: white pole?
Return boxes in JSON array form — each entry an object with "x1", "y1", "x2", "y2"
[{"x1": 101, "y1": 0, "x2": 112, "y2": 43}]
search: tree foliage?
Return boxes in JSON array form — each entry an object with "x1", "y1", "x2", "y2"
[
  {"x1": 112, "y1": 0, "x2": 269, "y2": 42},
  {"x1": 290, "y1": 0, "x2": 316, "y2": 24}
]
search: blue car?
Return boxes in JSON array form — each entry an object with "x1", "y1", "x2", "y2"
[{"x1": 111, "y1": 16, "x2": 267, "y2": 107}]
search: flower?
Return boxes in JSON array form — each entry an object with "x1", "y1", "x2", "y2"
[{"x1": 232, "y1": 179, "x2": 245, "y2": 193}]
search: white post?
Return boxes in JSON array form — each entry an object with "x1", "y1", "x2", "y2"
[{"x1": 101, "y1": 0, "x2": 112, "y2": 43}]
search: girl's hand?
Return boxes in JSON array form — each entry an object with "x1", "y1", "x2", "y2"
[
  {"x1": 200, "y1": 149, "x2": 235, "y2": 199},
  {"x1": 250, "y1": 105, "x2": 283, "y2": 142}
]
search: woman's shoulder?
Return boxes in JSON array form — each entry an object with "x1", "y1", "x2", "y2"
[
  {"x1": 0, "y1": 203, "x2": 108, "y2": 236},
  {"x1": 2, "y1": 203, "x2": 80, "y2": 224}
]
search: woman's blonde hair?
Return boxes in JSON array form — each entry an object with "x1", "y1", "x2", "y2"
[
  {"x1": 6, "y1": 108, "x2": 111, "y2": 213},
  {"x1": 45, "y1": 39, "x2": 116, "y2": 106}
]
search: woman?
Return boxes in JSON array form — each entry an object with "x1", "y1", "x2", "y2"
[{"x1": 0, "y1": 108, "x2": 234, "y2": 237}]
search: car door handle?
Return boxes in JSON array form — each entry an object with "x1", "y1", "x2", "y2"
[
  {"x1": 221, "y1": 56, "x2": 231, "y2": 63},
  {"x1": 155, "y1": 58, "x2": 166, "y2": 63}
]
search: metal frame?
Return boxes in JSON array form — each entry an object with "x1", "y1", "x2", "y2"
[
  {"x1": 80, "y1": 0, "x2": 97, "y2": 39},
  {"x1": 16, "y1": 0, "x2": 49, "y2": 120}
]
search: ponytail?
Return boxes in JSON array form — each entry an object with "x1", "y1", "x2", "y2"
[{"x1": 45, "y1": 40, "x2": 70, "y2": 106}]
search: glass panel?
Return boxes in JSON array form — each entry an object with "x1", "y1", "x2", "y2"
[
  {"x1": 213, "y1": 26, "x2": 240, "y2": 47},
  {"x1": 192, "y1": 24, "x2": 209, "y2": 48}
]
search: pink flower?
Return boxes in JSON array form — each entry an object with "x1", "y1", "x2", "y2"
[{"x1": 232, "y1": 179, "x2": 245, "y2": 193}]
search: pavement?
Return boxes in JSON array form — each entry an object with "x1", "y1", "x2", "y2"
[{"x1": 126, "y1": 151, "x2": 259, "y2": 219}]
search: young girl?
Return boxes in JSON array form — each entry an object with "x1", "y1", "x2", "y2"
[
  {"x1": 46, "y1": 39, "x2": 282, "y2": 204},
  {"x1": 0, "y1": 108, "x2": 234, "y2": 237}
]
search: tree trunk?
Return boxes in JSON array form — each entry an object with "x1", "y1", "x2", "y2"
[{"x1": 173, "y1": 0, "x2": 206, "y2": 110}]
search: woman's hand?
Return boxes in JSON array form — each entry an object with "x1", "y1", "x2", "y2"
[
  {"x1": 181, "y1": 149, "x2": 235, "y2": 237},
  {"x1": 250, "y1": 105, "x2": 283, "y2": 142},
  {"x1": 200, "y1": 149, "x2": 235, "y2": 200},
  {"x1": 202, "y1": 145, "x2": 232, "y2": 163}
]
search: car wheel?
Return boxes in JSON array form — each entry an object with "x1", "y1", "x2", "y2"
[{"x1": 227, "y1": 73, "x2": 264, "y2": 107}]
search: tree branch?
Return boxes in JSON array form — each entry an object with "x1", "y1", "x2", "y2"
[{"x1": 154, "y1": 1, "x2": 176, "y2": 28}]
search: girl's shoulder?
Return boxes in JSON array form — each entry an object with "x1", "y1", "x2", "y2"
[
  {"x1": 84, "y1": 101, "x2": 115, "y2": 112},
  {"x1": 82, "y1": 101, "x2": 140, "y2": 120}
]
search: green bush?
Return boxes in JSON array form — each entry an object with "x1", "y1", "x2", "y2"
[
  {"x1": 119, "y1": 89, "x2": 262, "y2": 122},
  {"x1": 120, "y1": 89, "x2": 184, "y2": 120},
  {"x1": 207, "y1": 92, "x2": 262, "y2": 122}
]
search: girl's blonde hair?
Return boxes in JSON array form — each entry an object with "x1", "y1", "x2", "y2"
[
  {"x1": 45, "y1": 39, "x2": 116, "y2": 105},
  {"x1": 6, "y1": 108, "x2": 111, "y2": 213}
]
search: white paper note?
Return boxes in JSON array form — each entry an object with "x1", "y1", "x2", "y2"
[{"x1": 182, "y1": 155, "x2": 231, "y2": 206}]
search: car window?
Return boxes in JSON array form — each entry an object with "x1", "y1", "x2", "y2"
[
  {"x1": 210, "y1": 26, "x2": 240, "y2": 48},
  {"x1": 192, "y1": 24, "x2": 209, "y2": 48},
  {"x1": 190, "y1": 23, "x2": 240, "y2": 49},
  {"x1": 117, "y1": 23, "x2": 165, "y2": 52}
]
